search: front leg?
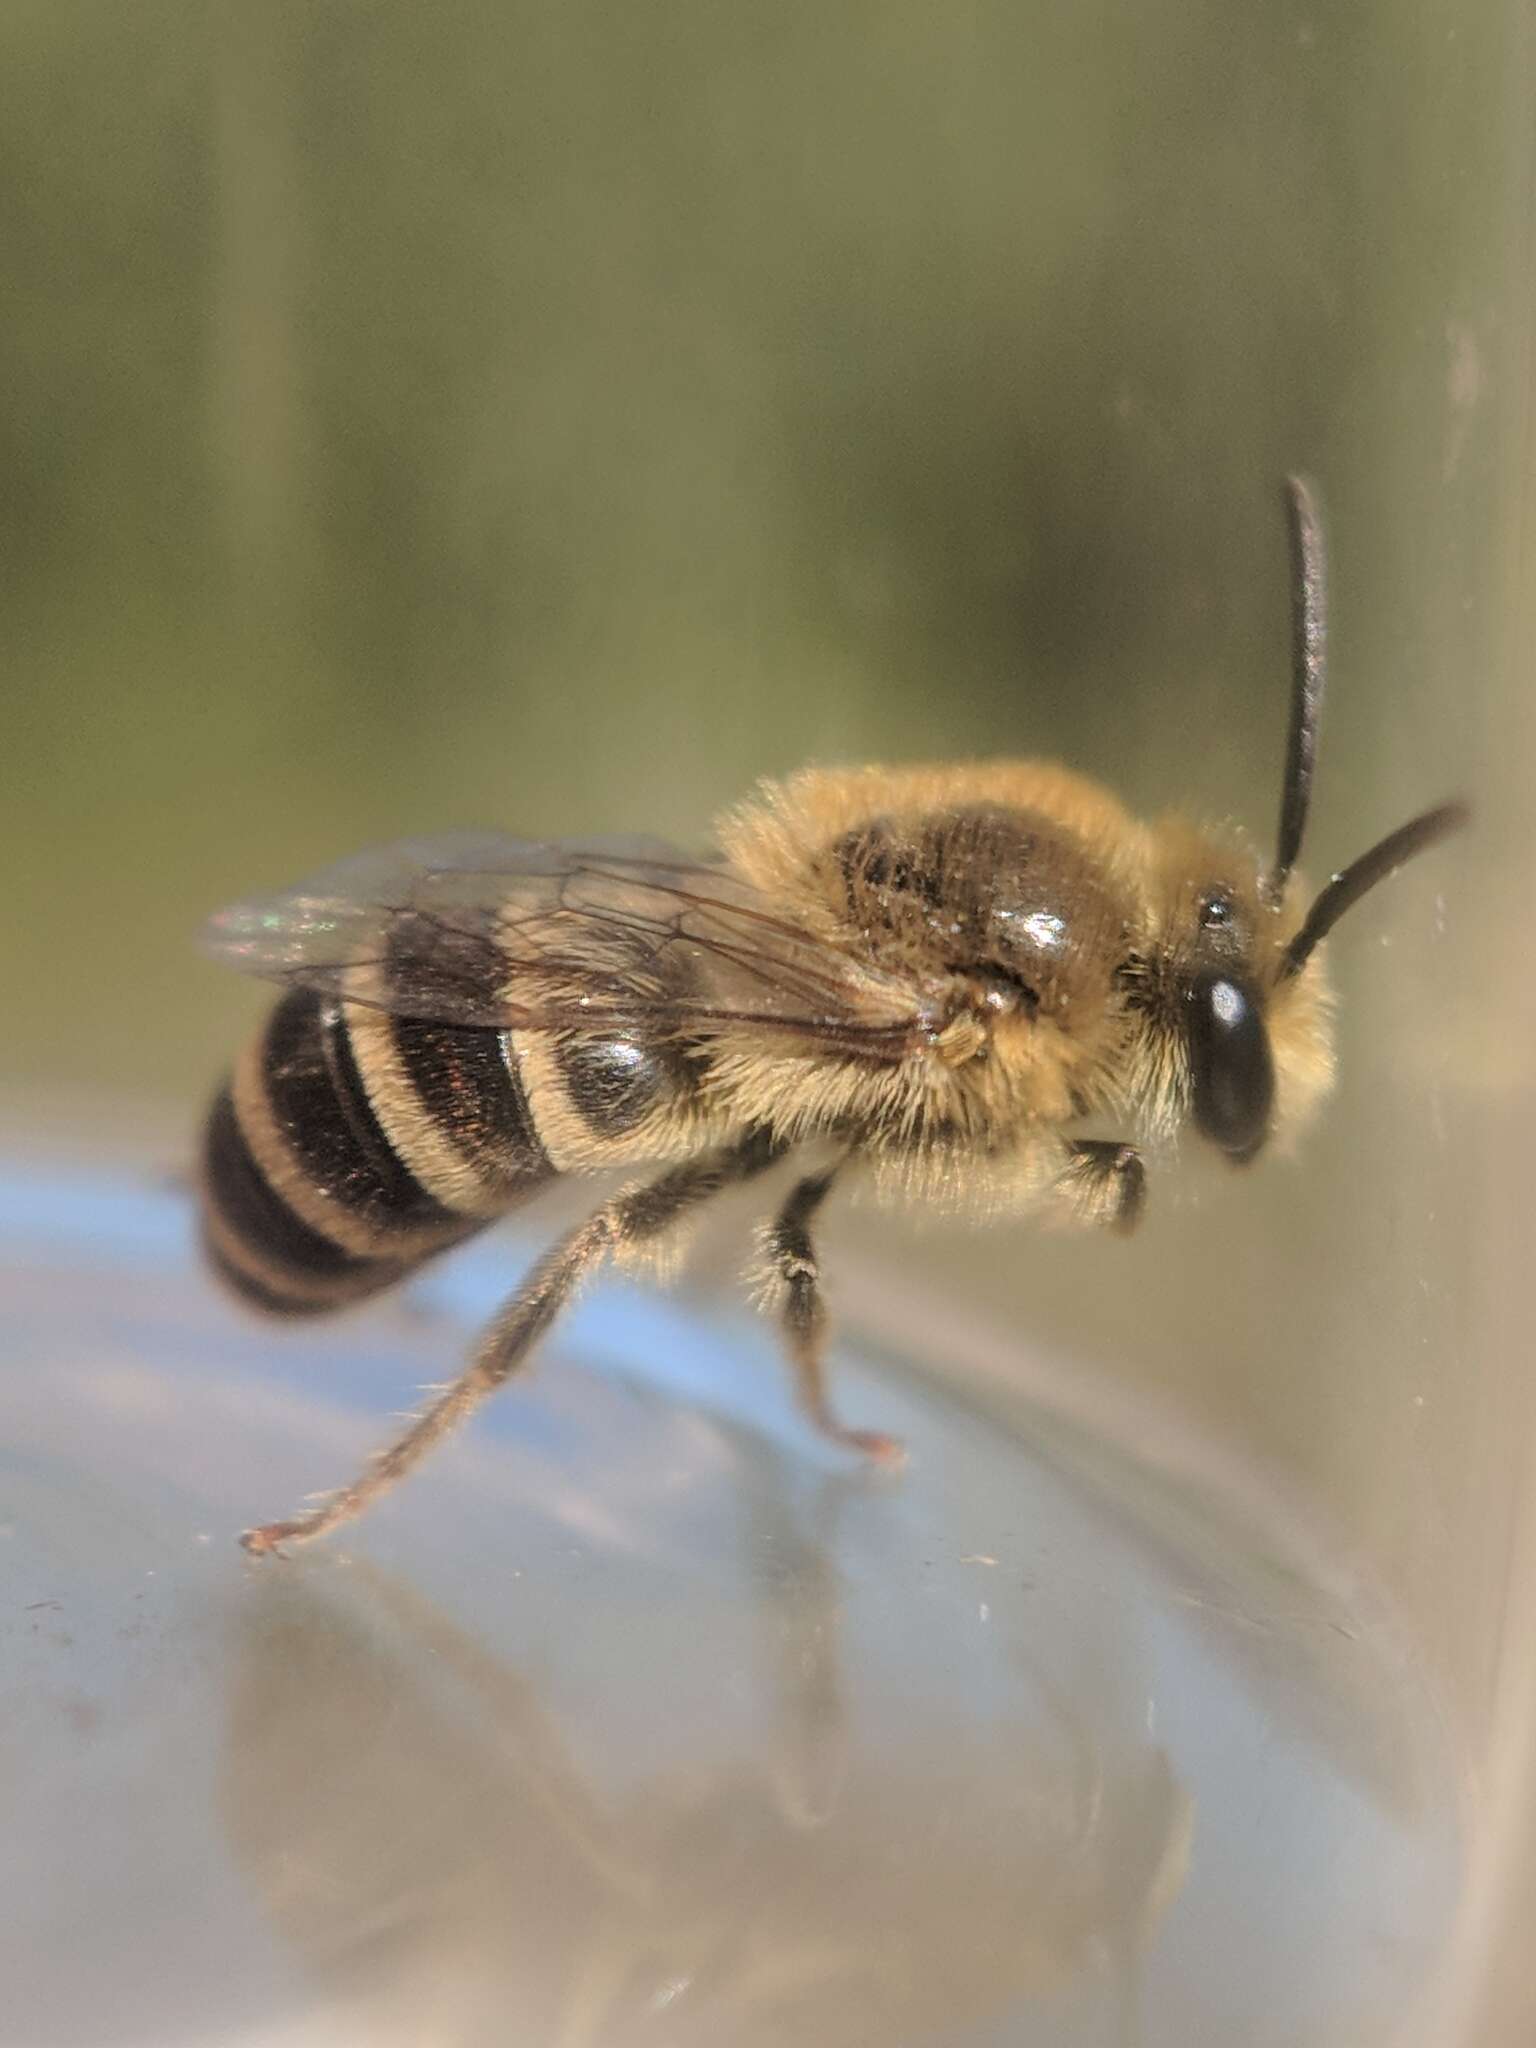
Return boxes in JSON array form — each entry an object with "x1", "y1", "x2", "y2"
[
  {"x1": 1051, "y1": 1139, "x2": 1147, "y2": 1234},
  {"x1": 756, "y1": 1165, "x2": 906, "y2": 1467}
]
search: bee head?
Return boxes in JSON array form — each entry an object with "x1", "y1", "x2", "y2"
[{"x1": 1142, "y1": 479, "x2": 1466, "y2": 1164}]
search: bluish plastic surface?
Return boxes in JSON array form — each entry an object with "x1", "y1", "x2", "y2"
[{"x1": 0, "y1": 1158, "x2": 1459, "y2": 2046}]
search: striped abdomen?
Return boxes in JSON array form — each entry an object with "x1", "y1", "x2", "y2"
[{"x1": 201, "y1": 988, "x2": 554, "y2": 1316}]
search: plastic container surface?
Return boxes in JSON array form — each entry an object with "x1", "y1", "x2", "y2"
[{"x1": 0, "y1": 1149, "x2": 1461, "y2": 2048}]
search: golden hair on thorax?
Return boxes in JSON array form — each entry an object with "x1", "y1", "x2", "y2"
[{"x1": 199, "y1": 478, "x2": 1466, "y2": 1552}]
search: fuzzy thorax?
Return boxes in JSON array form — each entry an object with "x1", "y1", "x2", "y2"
[{"x1": 712, "y1": 765, "x2": 1336, "y2": 1178}]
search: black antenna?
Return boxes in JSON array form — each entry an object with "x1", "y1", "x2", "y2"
[
  {"x1": 1271, "y1": 474, "x2": 1327, "y2": 905},
  {"x1": 1282, "y1": 800, "x2": 1469, "y2": 977}
]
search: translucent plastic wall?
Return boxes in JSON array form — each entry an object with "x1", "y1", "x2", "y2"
[{"x1": 4, "y1": 4, "x2": 1533, "y2": 2040}]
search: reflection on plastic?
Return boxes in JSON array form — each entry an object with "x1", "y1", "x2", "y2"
[
  {"x1": 0, "y1": 1162, "x2": 1460, "y2": 2048},
  {"x1": 221, "y1": 1513, "x2": 1192, "y2": 2047}
]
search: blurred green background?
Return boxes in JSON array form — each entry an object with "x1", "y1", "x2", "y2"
[
  {"x1": 6, "y1": 11, "x2": 1536, "y2": 2032},
  {"x1": 6, "y1": 0, "x2": 1515, "y2": 1102}
]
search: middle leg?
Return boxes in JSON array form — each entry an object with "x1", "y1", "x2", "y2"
[{"x1": 757, "y1": 1163, "x2": 906, "y2": 1466}]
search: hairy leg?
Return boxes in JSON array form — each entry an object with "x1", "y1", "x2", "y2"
[
  {"x1": 757, "y1": 1165, "x2": 906, "y2": 1467},
  {"x1": 1051, "y1": 1138, "x2": 1147, "y2": 1233},
  {"x1": 242, "y1": 1130, "x2": 784, "y2": 1553}
]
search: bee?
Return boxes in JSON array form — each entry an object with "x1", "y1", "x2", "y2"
[{"x1": 201, "y1": 479, "x2": 1465, "y2": 1554}]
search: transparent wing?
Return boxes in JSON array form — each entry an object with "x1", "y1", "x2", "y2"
[{"x1": 203, "y1": 832, "x2": 936, "y2": 1057}]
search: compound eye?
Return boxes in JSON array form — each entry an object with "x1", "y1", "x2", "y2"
[{"x1": 1187, "y1": 972, "x2": 1274, "y2": 1162}]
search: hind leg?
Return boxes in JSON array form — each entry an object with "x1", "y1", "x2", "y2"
[{"x1": 242, "y1": 1131, "x2": 785, "y2": 1553}]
